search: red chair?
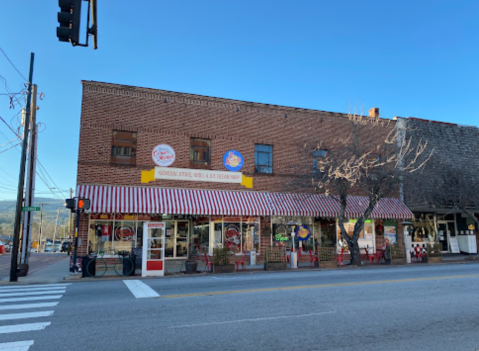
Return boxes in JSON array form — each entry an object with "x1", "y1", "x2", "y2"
[
  {"x1": 204, "y1": 253, "x2": 213, "y2": 272},
  {"x1": 337, "y1": 248, "x2": 345, "y2": 267},
  {"x1": 236, "y1": 252, "x2": 246, "y2": 270},
  {"x1": 309, "y1": 250, "x2": 318, "y2": 267},
  {"x1": 414, "y1": 247, "x2": 427, "y2": 262},
  {"x1": 364, "y1": 247, "x2": 378, "y2": 264}
]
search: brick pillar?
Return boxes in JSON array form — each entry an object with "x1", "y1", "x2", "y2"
[
  {"x1": 75, "y1": 213, "x2": 89, "y2": 256},
  {"x1": 397, "y1": 222, "x2": 404, "y2": 244}
]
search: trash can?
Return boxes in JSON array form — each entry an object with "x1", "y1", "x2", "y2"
[
  {"x1": 290, "y1": 252, "x2": 298, "y2": 269},
  {"x1": 123, "y1": 252, "x2": 136, "y2": 276},
  {"x1": 82, "y1": 255, "x2": 96, "y2": 278}
]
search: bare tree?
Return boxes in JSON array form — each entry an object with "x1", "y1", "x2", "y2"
[
  {"x1": 289, "y1": 112, "x2": 431, "y2": 266},
  {"x1": 417, "y1": 157, "x2": 479, "y2": 227}
]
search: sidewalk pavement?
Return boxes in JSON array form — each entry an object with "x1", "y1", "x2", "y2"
[{"x1": 0, "y1": 256, "x2": 70, "y2": 285}]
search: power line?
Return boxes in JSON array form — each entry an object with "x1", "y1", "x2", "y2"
[{"x1": 0, "y1": 46, "x2": 27, "y2": 81}]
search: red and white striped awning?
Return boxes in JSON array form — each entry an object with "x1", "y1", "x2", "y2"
[{"x1": 77, "y1": 185, "x2": 413, "y2": 219}]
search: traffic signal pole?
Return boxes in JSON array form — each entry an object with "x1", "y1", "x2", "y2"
[
  {"x1": 70, "y1": 206, "x2": 80, "y2": 273},
  {"x1": 10, "y1": 53, "x2": 35, "y2": 282}
]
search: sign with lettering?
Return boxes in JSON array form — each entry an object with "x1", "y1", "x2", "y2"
[
  {"x1": 296, "y1": 224, "x2": 311, "y2": 241},
  {"x1": 449, "y1": 237, "x2": 460, "y2": 253},
  {"x1": 152, "y1": 144, "x2": 175, "y2": 167},
  {"x1": 141, "y1": 167, "x2": 253, "y2": 188},
  {"x1": 223, "y1": 150, "x2": 244, "y2": 172}
]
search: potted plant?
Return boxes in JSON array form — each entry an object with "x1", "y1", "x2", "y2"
[
  {"x1": 264, "y1": 247, "x2": 287, "y2": 271},
  {"x1": 212, "y1": 247, "x2": 235, "y2": 273},
  {"x1": 184, "y1": 259, "x2": 198, "y2": 274}
]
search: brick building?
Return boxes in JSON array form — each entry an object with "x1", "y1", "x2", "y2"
[
  {"x1": 75, "y1": 81, "x2": 412, "y2": 274},
  {"x1": 399, "y1": 117, "x2": 479, "y2": 255}
]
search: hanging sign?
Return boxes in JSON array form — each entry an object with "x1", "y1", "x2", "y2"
[
  {"x1": 141, "y1": 167, "x2": 253, "y2": 188},
  {"x1": 152, "y1": 144, "x2": 175, "y2": 167},
  {"x1": 296, "y1": 224, "x2": 311, "y2": 241},
  {"x1": 223, "y1": 150, "x2": 244, "y2": 172}
]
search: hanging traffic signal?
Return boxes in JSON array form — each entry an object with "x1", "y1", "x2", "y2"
[
  {"x1": 57, "y1": 0, "x2": 82, "y2": 45},
  {"x1": 78, "y1": 199, "x2": 91, "y2": 211}
]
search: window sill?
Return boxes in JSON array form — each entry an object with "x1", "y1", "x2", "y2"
[{"x1": 109, "y1": 162, "x2": 137, "y2": 168}]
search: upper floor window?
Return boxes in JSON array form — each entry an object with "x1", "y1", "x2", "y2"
[
  {"x1": 255, "y1": 144, "x2": 273, "y2": 174},
  {"x1": 111, "y1": 130, "x2": 137, "y2": 166},
  {"x1": 190, "y1": 138, "x2": 211, "y2": 169},
  {"x1": 313, "y1": 149, "x2": 328, "y2": 174}
]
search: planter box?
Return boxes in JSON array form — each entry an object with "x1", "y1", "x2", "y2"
[
  {"x1": 320, "y1": 261, "x2": 337, "y2": 269},
  {"x1": 391, "y1": 258, "x2": 407, "y2": 265},
  {"x1": 427, "y1": 256, "x2": 442, "y2": 264},
  {"x1": 213, "y1": 264, "x2": 235, "y2": 274},
  {"x1": 264, "y1": 262, "x2": 287, "y2": 271},
  {"x1": 185, "y1": 261, "x2": 198, "y2": 274}
]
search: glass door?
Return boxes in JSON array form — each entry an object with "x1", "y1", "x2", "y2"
[
  {"x1": 164, "y1": 221, "x2": 176, "y2": 258},
  {"x1": 142, "y1": 222, "x2": 165, "y2": 277},
  {"x1": 176, "y1": 221, "x2": 189, "y2": 258}
]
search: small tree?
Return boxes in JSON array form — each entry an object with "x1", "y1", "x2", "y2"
[
  {"x1": 418, "y1": 158, "x2": 479, "y2": 228},
  {"x1": 290, "y1": 111, "x2": 431, "y2": 265}
]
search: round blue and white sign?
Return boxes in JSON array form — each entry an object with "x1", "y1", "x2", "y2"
[{"x1": 223, "y1": 150, "x2": 244, "y2": 172}]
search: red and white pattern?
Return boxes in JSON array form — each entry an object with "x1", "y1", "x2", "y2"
[{"x1": 77, "y1": 185, "x2": 413, "y2": 219}]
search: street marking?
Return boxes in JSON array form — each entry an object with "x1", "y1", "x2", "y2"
[
  {"x1": 0, "y1": 295, "x2": 63, "y2": 303},
  {"x1": 123, "y1": 280, "x2": 160, "y2": 299},
  {"x1": 0, "y1": 302, "x2": 58, "y2": 311},
  {"x1": 0, "y1": 284, "x2": 70, "y2": 291},
  {"x1": 0, "y1": 311, "x2": 54, "y2": 321},
  {"x1": 170, "y1": 311, "x2": 335, "y2": 328},
  {"x1": 0, "y1": 287, "x2": 69, "y2": 293},
  {"x1": 0, "y1": 322, "x2": 51, "y2": 334},
  {"x1": 162, "y1": 273, "x2": 479, "y2": 299},
  {"x1": 0, "y1": 340, "x2": 34, "y2": 351},
  {"x1": 0, "y1": 290, "x2": 65, "y2": 298}
]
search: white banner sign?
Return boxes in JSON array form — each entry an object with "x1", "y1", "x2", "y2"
[{"x1": 141, "y1": 167, "x2": 253, "y2": 188}]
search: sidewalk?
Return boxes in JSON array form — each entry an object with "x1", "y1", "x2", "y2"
[{"x1": 0, "y1": 256, "x2": 70, "y2": 285}]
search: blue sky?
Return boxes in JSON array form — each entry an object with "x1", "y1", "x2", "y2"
[{"x1": 0, "y1": 0, "x2": 478, "y2": 201}]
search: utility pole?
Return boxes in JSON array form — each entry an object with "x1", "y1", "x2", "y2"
[
  {"x1": 52, "y1": 207, "x2": 60, "y2": 252},
  {"x1": 20, "y1": 84, "x2": 38, "y2": 266},
  {"x1": 69, "y1": 188, "x2": 73, "y2": 239},
  {"x1": 10, "y1": 53, "x2": 35, "y2": 282},
  {"x1": 37, "y1": 204, "x2": 44, "y2": 253}
]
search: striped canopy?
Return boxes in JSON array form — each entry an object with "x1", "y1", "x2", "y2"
[{"x1": 76, "y1": 185, "x2": 413, "y2": 220}]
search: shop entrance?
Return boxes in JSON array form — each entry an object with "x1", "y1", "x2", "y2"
[
  {"x1": 164, "y1": 221, "x2": 189, "y2": 258},
  {"x1": 437, "y1": 221, "x2": 455, "y2": 252}
]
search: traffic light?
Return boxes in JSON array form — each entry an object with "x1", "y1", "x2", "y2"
[
  {"x1": 57, "y1": 0, "x2": 82, "y2": 45},
  {"x1": 64, "y1": 198, "x2": 76, "y2": 210},
  {"x1": 78, "y1": 198, "x2": 91, "y2": 211}
]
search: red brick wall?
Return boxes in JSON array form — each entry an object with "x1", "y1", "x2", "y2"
[{"x1": 77, "y1": 81, "x2": 395, "y2": 194}]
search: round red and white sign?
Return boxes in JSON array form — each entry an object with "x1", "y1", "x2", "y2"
[{"x1": 152, "y1": 144, "x2": 175, "y2": 167}]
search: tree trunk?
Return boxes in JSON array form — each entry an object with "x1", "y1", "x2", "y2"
[{"x1": 347, "y1": 239, "x2": 361, "y2": 266}]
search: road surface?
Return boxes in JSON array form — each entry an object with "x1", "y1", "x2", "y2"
[{"x1": 1, "y1": 263, "x2": 479, "y2": 351}]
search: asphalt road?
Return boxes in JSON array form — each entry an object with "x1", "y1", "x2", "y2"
[{"x1": 1, "y1": 263, "x2": 479, "y2": 351}]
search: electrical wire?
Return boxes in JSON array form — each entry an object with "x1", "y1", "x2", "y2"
[{"x1": 0, "y1": 46, "x2": 28, "y2": 81}]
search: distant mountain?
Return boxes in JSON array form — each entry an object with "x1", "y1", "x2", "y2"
[{"x1": 0, "y1": 197, "x2": 71, "y2": 240}]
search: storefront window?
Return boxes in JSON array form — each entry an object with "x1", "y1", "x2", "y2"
[
  {"x1": 224, "y1": 221, "x2": 241, "y2": 252},
  {"x1": 89, "y1": 220, "x2": 113, "y2": 254},
  {"x1": 242, "y1": 218, "x2": 260, "y2": 252},
  {"x1": 192, "y1": 219, "x2": 210, "y2": 255},
  {"x1": 337, "y1": 219, "x2": 374, "y2": 251},
  {"x1": 320, "y1": 220, "x2": 336, "y2": 248},
  {"x1": 213, "y1": 221, "x2": 223, "y2": 248},
  {"x1": 113, "y1": 220, "x2": 136, "y2": 253}
]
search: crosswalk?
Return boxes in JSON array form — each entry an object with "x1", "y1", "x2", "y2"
[{"x1": 0, "y1": 283, "x2": 70, "y2": 350}]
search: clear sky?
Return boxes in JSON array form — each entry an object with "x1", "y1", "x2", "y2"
[{"x1": 0, "y1": 0, "x2": 478, "y2": 201}]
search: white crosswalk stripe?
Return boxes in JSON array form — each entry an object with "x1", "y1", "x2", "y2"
[
  {"x1": 0, "y1": 290, "x2": 65, "y2": 298},
  {"x1": 0, "y1": 340, "x2": 34, "y2": 351},
  {"x1": 123, "y1": 280, "x2": 160, "y2": 299},
  {"x1": 0, "y1": 284, "x2": 69, "y2": 350}
]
